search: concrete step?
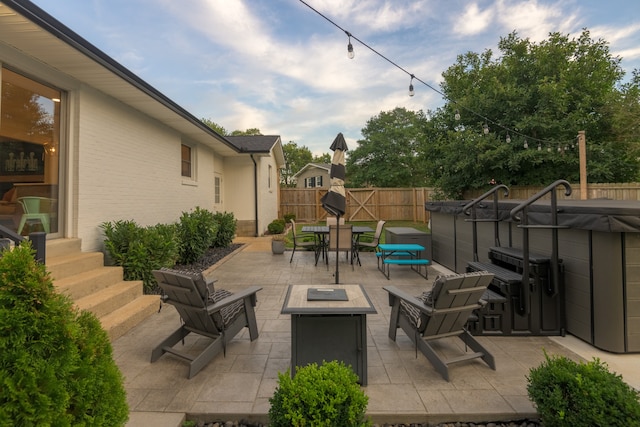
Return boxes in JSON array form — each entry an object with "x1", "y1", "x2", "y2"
[
  {"x1": 46, "y1": 238, "x2": 82, "y2": 258},
  {"x1": 101, "y1": 295, "x2": 161, "y2": 341},
  {"x1": 55, "y1": 266, "x2": 125, "y2": 300},
  {"x1": 75, "y1": 280, "x2": 144, "y2": 319},
  {"x1": 45, "y1": 238, "x2": 158, "y2": 342},
  {"x1": 46, "y1": 251, "x2": 105, "y2": 280}
]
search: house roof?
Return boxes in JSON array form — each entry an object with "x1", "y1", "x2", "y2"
[
  {"x1": 225, "y1": 135, "x2": 286, "y2": 167},
  {"x1": 292, "y1": 162, "x2": 331, "y2": 179},
  {"x1": 0, "y1": 0, "x2": 240, "y2": 157}
]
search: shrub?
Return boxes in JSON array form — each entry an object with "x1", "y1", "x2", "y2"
[
  {"x1": 268, "y1": 361, "x2": 370, "y2": 427},
  {"x1": 268, "y1": 218, "x2": 286, "y2": 234},
  {"x1": 212, "y1": 211, "x2": 236, "y2": 247},
  {"x1": 0, "y1": 242, "x2": 128, "y2": 426},
  {"x1": 101, "y1": 220, "x2": 179, "y2": 293},
  {"x1": 527, "y1": 352, "x2": 640, "y2": 427},
  {"x1": 177, "y1": 207, "x2": 218, "y2": 264},
  {"x1": 283, "y1": 212, "x2": 296, "y2": 224}
]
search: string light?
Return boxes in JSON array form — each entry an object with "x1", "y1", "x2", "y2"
[
  {"x1": 346, "y1": 31, "x2": 354, "y2": 59},
  {"x1": 298, "y1": 0, "x2": 577, "y2": 152}
]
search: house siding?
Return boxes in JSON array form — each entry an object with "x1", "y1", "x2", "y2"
[
  {"x1": 296, "y1": 167, "x2": 329, "y2": 188},
  {"x1": 76, "y1": 88, "x2": 217, "y2": 251}
]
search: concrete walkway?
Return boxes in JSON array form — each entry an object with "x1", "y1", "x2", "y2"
[{"x1": 116, "y1": 236, "x2": 639, "y2": 426}]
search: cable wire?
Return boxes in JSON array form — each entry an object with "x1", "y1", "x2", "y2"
[{"x1": 298, "y1": 0, "x2": 579, "y2": 148}]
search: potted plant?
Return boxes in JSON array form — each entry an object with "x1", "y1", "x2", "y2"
[{"x1": 271, "y1": 234, "x2": 287, "y2": 254}]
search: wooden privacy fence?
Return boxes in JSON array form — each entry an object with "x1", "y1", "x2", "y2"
[
  {"x1": 280, "y1": 188, "x2": 437, "y2": 223},
  {"x1": 280, "y1": 183, "x2": 640, "y2": 223}
]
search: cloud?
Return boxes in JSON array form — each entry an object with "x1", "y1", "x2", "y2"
[
  {"x1": 453, "y1": 3, "x2": 494, "y2": 36},
  {"x1": 493, "y1": 0, "x2": 579, "y2": 41}
]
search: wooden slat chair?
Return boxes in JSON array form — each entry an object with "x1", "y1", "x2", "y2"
[
  {"x1": 151, "y1": 268, "x2": 262, "y2": 379},
  {"x1": 384, "y1": 271, "x2": 495, "y2": 381}
]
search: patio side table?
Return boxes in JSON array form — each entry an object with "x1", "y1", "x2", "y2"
[{"x1": 281, "y1": 284, "x2": 377, "y2": 385}]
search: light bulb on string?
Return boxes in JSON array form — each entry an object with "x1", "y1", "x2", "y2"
[
  {"x1": 538, "y1": 143, "x2": 542, "y2": 151},
  {"x1": 505, "y1": 133, "x2": 511, "y2": 143},
  {"x1": 557, "y1": 146, "x2": 562, "y2": 153},
  {"x1": 454, "y1": 109, "x2": 461, "y2": 121},
  {"x1": 482, "y1": 123, "x2": 489, "y2": 135},
  {"x1": 547, "y1": 146, "x2": 552, "y2": 152},
  {"x1": 408, "y1": 75, "x2": 415, "y2": 97},
  {"x1": 523, "y1": 139, "x2": 529, "y2": 149},
  {"x1": 346, "y1": 31, "x2": 354, "y2": 59}
]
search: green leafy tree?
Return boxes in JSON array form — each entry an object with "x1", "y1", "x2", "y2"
[
  {"x1": 230, "y1": 128, "x2": 262, "y2": 136},
  {"x1": 347, "y1": 107, "x2": 430, "y2": 187},
  {"x1": 313, "y1": 152, "x2": 332, "y2": 163},
  {"x1": 281, "y1": 141, "x2": 313, "y2": 187},
  {"x1": 424, "y1": 29, "x2": 640, "y2": 197},
  {"x1": 201, "y1": 118, "x2": 228, "y2": 136}
]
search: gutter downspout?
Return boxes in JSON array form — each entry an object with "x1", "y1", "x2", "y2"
[{"x1": 250, "y1": 154, "x2": 259, "y2": 237}]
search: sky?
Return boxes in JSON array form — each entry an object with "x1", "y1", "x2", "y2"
[{"x1": 29, "y1": 0, "x2": 640, "y2": 156}]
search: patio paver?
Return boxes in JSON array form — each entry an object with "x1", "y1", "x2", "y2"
[{"x1": 116, "y1": 236, "x2": 639, "y2": 426}]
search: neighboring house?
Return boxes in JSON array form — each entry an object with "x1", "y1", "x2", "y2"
[
  {"x1": 293, "y1": 163, "x2": 331, "y2": 189},
  {"x1": 0, "y1": 0, "x2": 285, "y2": 251}
]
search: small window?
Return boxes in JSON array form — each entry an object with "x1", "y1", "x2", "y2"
[
  {"x1": 181, "y1": 144, "x2": 192, "y2": 178},
  {"x1": 317, "y1": 175, "x2": 323, "y2": 187},
  {"x1": 308, "y1": 176, "x2": 316, "y2": 188},
  {"x1": 214, "y1": 176, "x2": 221, "y2": 204}
]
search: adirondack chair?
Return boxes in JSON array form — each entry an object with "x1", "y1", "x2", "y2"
[
  {"x1": 384, "y1": 271, "x2": 495, "y2": 381},
  {"x1": 151, "y1": 269, "x2": 262, "y2": 378}
]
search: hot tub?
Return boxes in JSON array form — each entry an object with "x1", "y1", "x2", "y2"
[{"x1": 426, "y1": 199, "x2": 640, "y2": 353}]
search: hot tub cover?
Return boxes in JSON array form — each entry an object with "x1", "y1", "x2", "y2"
[{"x1": 425, "y1": 199, "x2": 640, "y2": 233}]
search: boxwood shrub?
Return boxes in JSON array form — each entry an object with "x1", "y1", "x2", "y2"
[
  {"x1": 527, "y1": 352, "x2": 640, "y2": 427},
  {"x1": 0, "y1": 242, "x2": 129, "y2": 426},
  {"x1": 268, "y1": 361, "x2": 370, "y2": 427}
]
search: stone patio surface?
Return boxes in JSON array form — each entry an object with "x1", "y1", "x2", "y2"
[{"x1": 115, "y1": 236, "x2": 639, "y2": 427}]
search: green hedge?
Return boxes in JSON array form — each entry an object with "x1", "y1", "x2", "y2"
[
  {"x1": 101, "y1": 208, "x2": 237, "y2": 293},
  {"x1": 527, "y1": 352, "x2": 640, "y2": 427},
  {"x1": 101, "y1": 220, "x2": 179, "y2": 293},
  {"x1": 0, "y1": 242, "x2": 128, "y2": 426},
  {"x1": 269, "y1": 361, "x2": 370, "y2": 427}
]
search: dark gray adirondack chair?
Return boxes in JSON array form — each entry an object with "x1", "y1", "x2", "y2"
[
  {"x1": 384, "y1": 271, "x2": 495, "y2": 381},
  {"x1": 151, "y1": 269, "x2": 261, "y2": 378}
]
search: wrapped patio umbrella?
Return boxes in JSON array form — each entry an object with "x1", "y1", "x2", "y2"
[{"x1": 320, "y1": 132, "x2": 348, "y2": 284}]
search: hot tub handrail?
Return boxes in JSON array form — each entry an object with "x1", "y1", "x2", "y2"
[
  {"x1": 509, "y1": 180, "x2": 572, "y2": 222},
  {"x1": 462, "y1": 184, "x2": 509, "y2": 261},
  {"x1": 508, "y1": 180, "x2": 571, "y2": 331},
  {"x1": 462, "y1": 184, "x2": 510, "y2": 216}
]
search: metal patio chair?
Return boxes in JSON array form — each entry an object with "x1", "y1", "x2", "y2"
[{"x1": 289, "y1": 219, "x2": 320, "y2": 264}]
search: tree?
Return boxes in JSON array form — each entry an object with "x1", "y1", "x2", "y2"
[
  {"x1": 347, "y1": 107, "x2": 430, "y2": 188},
  {"x1": 424, "y1": 29, "x2": 640, "y2": 197},
  {"x1": 230, "y1": 128, "x2": 262, "y2": 136},
  {"x1": 281, "y1": 141, "x2": 313, "y2": 187},
  {"x1": 201, "y1": 118, "x2": 227, "y2": 136},
  {"x1": 313, "y1": 153, "x2": 332, "y2": 163}
]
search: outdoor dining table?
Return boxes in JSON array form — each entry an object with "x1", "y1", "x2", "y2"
[{"x1": 301, "y1": 225, "x2": 374, "y2": 265}]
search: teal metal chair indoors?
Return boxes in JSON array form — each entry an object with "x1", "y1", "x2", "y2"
[{"x1": 17, "y1": 196, "x2": 55, "y2": 234}]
